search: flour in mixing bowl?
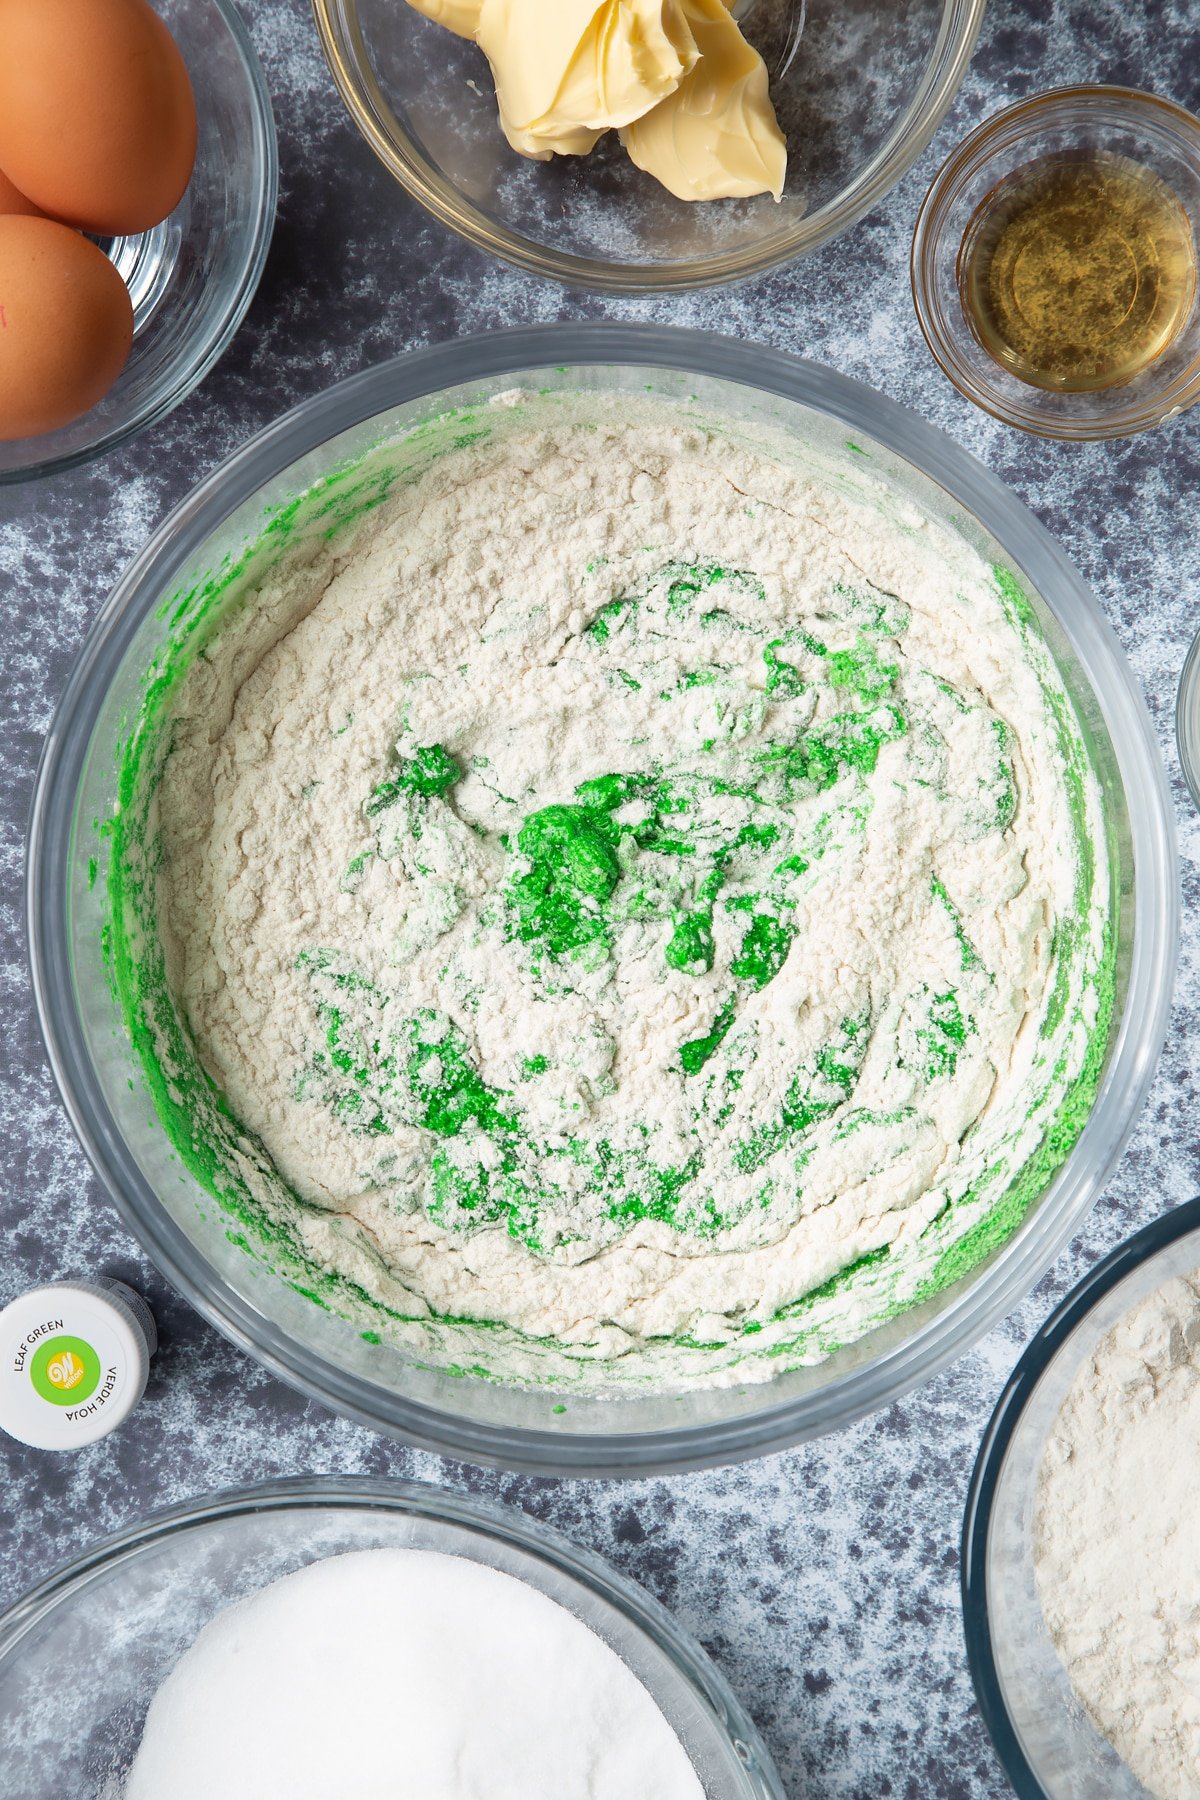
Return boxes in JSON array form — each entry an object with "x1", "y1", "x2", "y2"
[
  {"x1": 112, "y1": 391, "x2": 1113, "y2": 1389},
  {"x1": 1035, "y1": 1269, "x2": 1200, "y2": 1800}
]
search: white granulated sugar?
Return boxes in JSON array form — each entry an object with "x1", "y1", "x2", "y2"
[
  {"x1": 144, "y1": 392, "x2": 1109, "y2": 1387},
  {"x1": 1034, "y1": 1272, "x2": 1200, "y2": 1800},
  {"x1": 123, "y1": 1547, "x2": 703, "y2": 1799}
]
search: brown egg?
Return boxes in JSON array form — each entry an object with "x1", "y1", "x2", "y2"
[
  {"x1": 0, "y1": 0, "x2": 197, "y2": 237},
  {"x1": 0, "y1": 166, "x2": 46, "y2": 218},
  {"x1": 0, "y1": 216, "x2": 134, "y2": 439}
]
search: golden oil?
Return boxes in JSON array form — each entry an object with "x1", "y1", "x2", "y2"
[{"x1": 961, "y1": 150, "x2": 1197, "y2": 392}]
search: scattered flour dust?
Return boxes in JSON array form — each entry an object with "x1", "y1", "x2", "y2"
[
  {"x1": 1034, "y1": 1271, "x2": 1200, "y2": 1798},
  {"x1": 143, "y1": 391, "x2": 1110, "y2": 1385},
  {"x1": 123, "y1": 1547, "x2": 704, "y2": 1799}
]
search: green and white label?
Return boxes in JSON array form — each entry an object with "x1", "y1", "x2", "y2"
[
  {"x1": 30, "y1": 1334, "x2": 102, "y2": 1406},
  {"x1": 0, "y1": 1283, "x2": 153, "y2": 1450}
]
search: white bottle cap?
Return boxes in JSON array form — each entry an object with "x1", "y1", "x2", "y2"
[{"x1": 0, "y1": 1278, "x2": 157, "y2": 1450}]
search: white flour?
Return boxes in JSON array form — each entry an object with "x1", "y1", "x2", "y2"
[
  {"x1": 1034, "y1": 1271, "x2": 1200, "y2": 1799},
  {"x1": 123, "y1": 1547, "x2": 703, "y2": 1798},
  {"x1": 140, "y1": 392, "x2": 1110, "y2": 1386}
]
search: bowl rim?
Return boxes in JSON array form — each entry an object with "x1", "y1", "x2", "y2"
[
  {"x1": 25, "y1": 321, "x2": 1179, "y2": 1477},
  {"x1": 0, "y1": 1472, "x2": 786, "y2": 1799},
  {"x1": 960, "y1": 1193, "x2": 1200, "y2": 1799},
  {"x1": 311, "y1": 0, "x2": 987, "y2": 293},
  {"x1": 911, "y1": 84, "x2": 1200, "y2": 442},
  {"x1": 1174, "y1": 623, "x2": 1200, "y2": 812},
  {"x1": 1, "y1": 0, "x2": 279, "y2": 486}
]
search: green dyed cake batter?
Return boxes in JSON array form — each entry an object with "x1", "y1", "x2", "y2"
[{"x1": 106, "y1": 392, "x2": 1115, "y2": 1390}]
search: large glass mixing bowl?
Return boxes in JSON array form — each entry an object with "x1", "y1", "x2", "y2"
[
  {"x1": 27, "y1": 324, "x2": 1176, "y2": 1475},
  {"x1": 311, "y1": 0, "x2": 986, "y2": 291},
  {"x1": 0, "y1": 1476, "x2": 784, "y2": 1798}
]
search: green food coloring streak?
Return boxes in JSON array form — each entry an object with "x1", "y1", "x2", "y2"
[
  {"x1": 366, "y1": 742, "x2": 461, "y2": 811},
  {"x1": 827, "y1": 636, "x2": 899, "y2": 703},
  {"x1": 678, "y1": 1000, "x2": 735, "y2": 1076},
  {"x1": 508, "y1": 803, "x2": 621, "y2": 959},
  {"x1": 763, "y1": 640, "x2": 805, "y2": 697},
  {"x1": 916, "y1": 989, "x2": 971, "y2": 1082},
  {"x1": 931, "y1": 875, "x2": 987, "y2": 976},
  {"x1": 734, "y1": 1012, "x2": 869, "y2": 1175},
  {"x1": 729, "y1": 910, "x2": 793, "y2": 989}
]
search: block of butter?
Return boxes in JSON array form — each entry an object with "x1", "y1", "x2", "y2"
[
  {"x1": 481, "y1": 0, "x2": 700, "y2": 158},
  {"x1": 621, "y1": 0, "x2": 785, "y2": 200},
  {"x1": 406, "y1": 0, "x2": 787, "y2": 201}
]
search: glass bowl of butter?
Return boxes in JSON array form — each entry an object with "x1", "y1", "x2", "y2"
[{"x1": 311, "y1": 0, "x2": 986, "y2": 291}]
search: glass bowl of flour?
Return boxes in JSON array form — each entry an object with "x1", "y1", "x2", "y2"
[
  {"x1": 963, "y1": 1197, "x2": 1200, "y2": 1800},
  {"x1": 0, "y1": 1476, "x2": 783, "y2": 1797},
  {"x1": 27, "y1": 325, "x2": 1176, "y2": 1475}
]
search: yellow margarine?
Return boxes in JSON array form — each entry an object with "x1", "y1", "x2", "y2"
[
  {"x1": 405, "y1": 0, "x2": 737, "y2": 26},
  {"x1": 478, "y1": 0, "x2": 698, "y2": 159},
  {"x1": 621, "y1": 0, "x2": 785, "y2": 200},
  {"x1": 407, "y1": 0, "x2": 481, "y2": 36},
  {"x1": 404, "y1": 0, "x2": 785, "y2": 201}
]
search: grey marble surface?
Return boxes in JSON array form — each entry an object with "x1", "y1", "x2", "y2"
[{"x1": 2, "y1": 3, "x2": 1200, "y2": 1795}]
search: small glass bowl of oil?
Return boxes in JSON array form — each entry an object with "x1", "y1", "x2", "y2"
[{"x1": 912, "y1": 87, "x2": 1200, "y2": 439}]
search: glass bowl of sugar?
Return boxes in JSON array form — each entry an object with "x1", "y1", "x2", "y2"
[
  {"x1": 962, "y1": 1195, "x2": 1200, "y2": 1799},
  {"x1": 0, "y1": 1476, "x2": 783, "y2": 1798}
]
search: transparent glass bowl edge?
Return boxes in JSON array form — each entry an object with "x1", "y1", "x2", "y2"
[
  {"x1": 26, "y1": 323, "x2": 1179, "y2": 1476},
  {"x1": 1175, "y1": 625, "x2": 1200, "y2": 812}
]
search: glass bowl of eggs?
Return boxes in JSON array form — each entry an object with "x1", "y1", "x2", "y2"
[
  {"x1": 0, "y1": 0, "x2": 277, "y2": 483},
  {"x1": 311, "y1": 0, "x2": 987, "y2": 291}
]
